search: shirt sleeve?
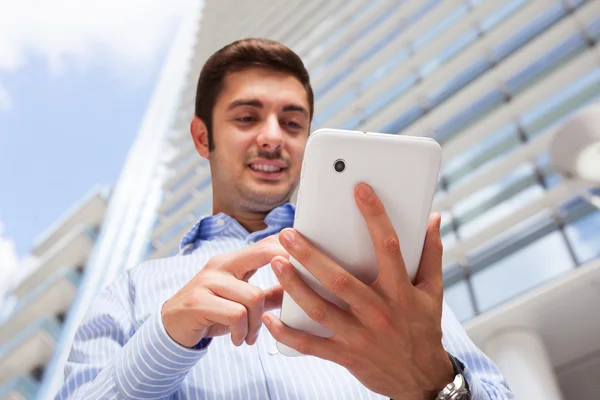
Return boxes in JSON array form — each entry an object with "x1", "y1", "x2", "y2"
[
  {"x1": 55, "y1": 269, "x2": 209, "y2": 400},
  {"x1": 441, "y1": 301, "x2": 514, "y2": 400}
]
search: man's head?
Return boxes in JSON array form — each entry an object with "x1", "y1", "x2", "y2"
[{"x1": 190, "y1": 37, "x2": 313, "y2": 215}]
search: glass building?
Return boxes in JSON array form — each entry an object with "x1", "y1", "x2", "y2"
[
  {"x1": 0, "y1": 187, "x2": 109, "y2": 400},
  {"x1": 29, "y1": 0, "x2": 600, "y2": 399}
]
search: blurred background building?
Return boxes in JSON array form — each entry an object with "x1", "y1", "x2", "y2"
[
  {"x1": 0, "y1": 187, "x2": 109, "y2": 400},
  {"x1": 1, "y1": 0, "x2": 599, "y2": 399}
]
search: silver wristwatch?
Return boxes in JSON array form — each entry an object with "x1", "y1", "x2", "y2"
[{"x1": 435, "y1": 355, "x2": 471, "y2": 400}]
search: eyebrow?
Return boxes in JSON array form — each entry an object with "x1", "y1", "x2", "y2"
[{"x1": 227, "y1": 98, "x2": 308, "y2": 117}]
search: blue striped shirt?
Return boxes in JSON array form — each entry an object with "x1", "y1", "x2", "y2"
[{"x1": 56, "y1": 203, "x2": 512, "y2": 399}]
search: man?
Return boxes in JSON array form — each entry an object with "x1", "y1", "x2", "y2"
[{"x1": 57, "y1": 38, "x2": 512, "y2": 399}]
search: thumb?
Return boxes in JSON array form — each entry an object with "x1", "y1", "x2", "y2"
[
  {"x1": 415, "y1": 213, "x2": 444, "y2": 299},
  {"x1": 264, "y1": 284, "x2": 284, "y2": 311}
]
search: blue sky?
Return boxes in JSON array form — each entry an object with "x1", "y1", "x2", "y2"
[{"x1": 0, "y1": 0, "x2": 194, "y2": 258}]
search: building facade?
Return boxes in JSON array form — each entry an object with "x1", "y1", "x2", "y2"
[
  {"x1": 32, "y1": 0, "x2": 600, "y2": 399},
  {"x1": 0, "y1": 187, "x2": 109, "y2": 400}
]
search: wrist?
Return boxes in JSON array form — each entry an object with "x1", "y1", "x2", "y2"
[{"x1": 161, "y1": 300, "x2": 206, "y2": 348}]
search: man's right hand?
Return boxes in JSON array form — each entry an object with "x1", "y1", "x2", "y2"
[{"x1": 161, "y1": 235, "x2": 288, "y2": 348}]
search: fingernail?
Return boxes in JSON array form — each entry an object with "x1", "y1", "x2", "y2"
[
  {"x1": 263, "y1": 316, "x2": 271, "y2": 329},
  {"x1": 358, "y1": 184, "x2": 373, "y2": 200},
  {"x1": 282, "y1": 230, "x2": 295, "y2": 246},
  {"x1": 272, "y1": 260, "x2": 283, "y2": 276}
]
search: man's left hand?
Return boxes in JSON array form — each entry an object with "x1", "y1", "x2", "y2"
[{"x1": 262, "y1": 183, "x2": 454, "y2": 400}]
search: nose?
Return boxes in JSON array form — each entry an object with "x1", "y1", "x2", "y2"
[{"x1": 257, "y1": 116, "x2": 284, "y2": 151}]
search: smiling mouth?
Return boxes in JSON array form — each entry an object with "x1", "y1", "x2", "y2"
[{"x1": 248, "y1": 163, "x2": 285, "y2": 173}]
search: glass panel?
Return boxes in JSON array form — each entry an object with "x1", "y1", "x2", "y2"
[
  {"x1": 491, "y1": 3, "x2": 567, "y2": 61},
  {"x1": 314, "y1": 66, "x2": 352, "y2": 97},
  {"x1": 314, "y1": 90, "x2": 357, "y2": 126},
  {"x1": 412, "y1": 3, "x2": 469, "y2": 52},
  {"x1": 419, "y1": 30, "x2": 479, "y2": 78},
  {"x1": 564, "y1": 209, "x2": 600, "y2": 264},
  {"x1": 586, "y1": 16, "x2": 600, "y2": 37},
  {"x1": 358, "y1": 49, "x2": 410, "y2": 91},
  {"x1": 520, "y1": 68, "x2": 600, "y2": 138},
  {"x1": 340, "y1": 115, "x2": 363, "y2": 130},
  {"x1": 168, "y1": 168, "x2": 196, "y2": 193},
  {"x1": 479, "y1": 0, "x2": 529, "y2": 32},
  {"x1": 358, "y1": 25, "x2": 404, "y2": 64},
  {"x1": 158, "y1": 219, "x2": 192, "y2": 244},
  {"x1": 444, "y1": 124, "x2": 521, "y2": 189},
  {"x1": 504, "y1": 33, "x2": 588, "y2": 95},
  {"x1": 536, "y1": 152, "x2": 561, "y2": 188},
  {"x1": 363, "y1": 75, "x2": 417, "y2": 118},
  {"x1": 444, "y1": 280, "x2": 476, "y2": 322},
  {"x1": 459, "y1": 184, "x2": 544, "y2": 238},
  {"x1": 471, "y1": 231, "x2": 575, "y2": 311},
  {"x1": 435, "y1": 89, "x2": 505, "y2": 143},
  {"x1": 381, "y1": 105, "x2": 424, "y2": 134},
  {"x1": 163, "y1": 192, "x2": 193, "y2": 217},
  {"x1": 452, "y1": 163, "x2": 541, "y2": 235},
  {"x1": 426, "y1": 58, "x2": 490, "y2": 108}
]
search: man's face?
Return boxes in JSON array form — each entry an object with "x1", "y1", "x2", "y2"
[{"x1": 207, "y1": 67, "x2": 311, "y2": 212}]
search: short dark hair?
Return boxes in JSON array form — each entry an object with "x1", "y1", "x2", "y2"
[{"x1": 194, "y1": 37, "x2": 314, "y2": 151}]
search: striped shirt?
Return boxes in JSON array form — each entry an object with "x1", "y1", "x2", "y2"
[{"x1": 56, "y1": 203, "x2": 512, "y2": 399}]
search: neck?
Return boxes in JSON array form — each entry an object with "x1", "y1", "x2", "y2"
[{"x1": 212, "y1": 200, "x2": 270, "y2": 233}]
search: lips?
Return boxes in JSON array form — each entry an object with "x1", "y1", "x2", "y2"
[{"x1": 249, "y1": 163, "x2": 284, "y2": 173}]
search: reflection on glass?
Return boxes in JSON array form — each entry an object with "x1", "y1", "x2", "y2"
[
  {"x1": 444, "y1": 280, "x2": 475, "y2": 322},
  {"x1": 491, "y1": 3, "x2": 566, "y2": 61},
  {"x1": 504, "y1": 33, "x2": 587, "y2": 96},
  {"x1": 435, "y1": 89, "x2": 504, "y2": 143},
  {"x1": 479, "y1": 0, "x2": 528, "y2": 32},
  {"x1": 444, "y1": 124, "x2": 520, "y2": 189},
  {"x1": 565, "y1": 210, "x2": 600, "y2": 264},
  {"x1": 520, "y1": 68, "x2": 600, "y2": 138},
  {"x1": 471, "y1": 231, "x2": 575, "y2": 311}
]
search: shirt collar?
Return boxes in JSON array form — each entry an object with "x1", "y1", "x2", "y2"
[{"x1": 179, "y1": 202, "x2": 296, "y2": 252}]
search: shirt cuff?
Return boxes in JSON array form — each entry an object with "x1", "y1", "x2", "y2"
[{"x1": 114, "y1": 306, "x2": 209, "y2": 398}]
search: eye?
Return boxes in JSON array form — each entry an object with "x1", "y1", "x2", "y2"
[
  {"x1": 236, "y1": 116, "x2": 256, "y2": 123},
  {"x1": 284, "y1": 120, "x2": 302, "y2": 129}
]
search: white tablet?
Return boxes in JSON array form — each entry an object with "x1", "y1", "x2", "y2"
[{"x1": 277, "y1": 128, "x2": 442, "y2": 356}]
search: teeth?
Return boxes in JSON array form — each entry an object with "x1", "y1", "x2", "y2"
[{"x1": 251, "y1": 164, "x2": 282, "y2": 172}]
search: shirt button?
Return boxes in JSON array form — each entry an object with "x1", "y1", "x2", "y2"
[
  {"x1": 268, "y1": 345, "x2": 279, "y2": 355},
  {"x1": 216, "y1": 219, "x2": 225, "y2": 226}
]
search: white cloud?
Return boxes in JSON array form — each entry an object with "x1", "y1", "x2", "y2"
[
  {"x1": 0, "y1": 220, "x2": 20, "y2": 308},
  {"x1": 0, "y1": 82, "x2": 11, "y2": 111},
  {"x1": 0, "y1": 0, "x2": 197, "y2": 110}
]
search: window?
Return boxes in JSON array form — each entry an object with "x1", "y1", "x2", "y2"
[
  {"x1": 504, "y1": 33, "x2": 588, "y2": 95},
  {"x1": 419, "y1": 30, "x2": 478, "y2": 78},
  {"x1": 405, "y1": 0, "x2": 442, "y2": 26},
  {"x1": 168, "y1": 168, "x2": 196, "y2": 193},
  {"x1": 314, "y1": 90, "x2": 357, "y2": 126},
  {"x1": 470, "y1": 230, "x2": 575, "y2": 311},
  {"x1": 444, "y1": 280, "x2": 476, "y2": 322},
  {"x1": 435, "y1": 89, "x2": 505, "y2": 143},
  {"x1": 520, "y1": 68, "x2": 600, "y2": 138},
  {"x1": 340, "y1": 115, "x2": 363, "y2": 130},
  {"x1": 536, "y1": 152, "x2": 561, "y2": 188},
  {"x1": 412, "y1": 3, "x2": 468, "y2": 52},
  {"x1": 479, "y1": 0, "x2": 528, "y2": 32},
  {"x1": 426, "y1": 58, "x2": 490, "y2": 108},
  {"x1": 363, "y1": 75, "x2": 417, "y2": 118},
  {"x1": 358, "y1": 49, "x2": 410, "y2": 91},
  {"x1": 564, "y1": 204, "x2": 600, "y2": 264},
  {"x1": 444, "y1": 124, "x2": 521, "y2": 189},
  {"x1": 491, "y1": 3, "x2": 567, "y2": 61},
  {"x1": 358, "y1": 25, "x2": 403, "y2": 64},
  {"x1": 163, "y1": 192, "x2": 193, "y2": 217},
  {"x1": 452, "y1": 164, "x2": 542, "y2": 238},
  {"x1": 314, "y1": 67, "x2": 352, "y2": 97},
  {"x1": 158, "y1": 218, "x2": 192, "y2": 244},
  {"x1": 381, "y1": 105, "x2": 424, "y2": 134}
]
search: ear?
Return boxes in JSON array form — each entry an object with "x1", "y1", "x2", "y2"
[{"x1": 190, "y1": 116, "x2": 210, "y2": 159}]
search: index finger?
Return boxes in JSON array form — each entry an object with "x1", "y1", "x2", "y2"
[
  {"x1": 220, "y1": 236, "x2": 289, "y2": 279},
  {"x1": 354, "y1": 183, "x2": 411, "y2": 293}
]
